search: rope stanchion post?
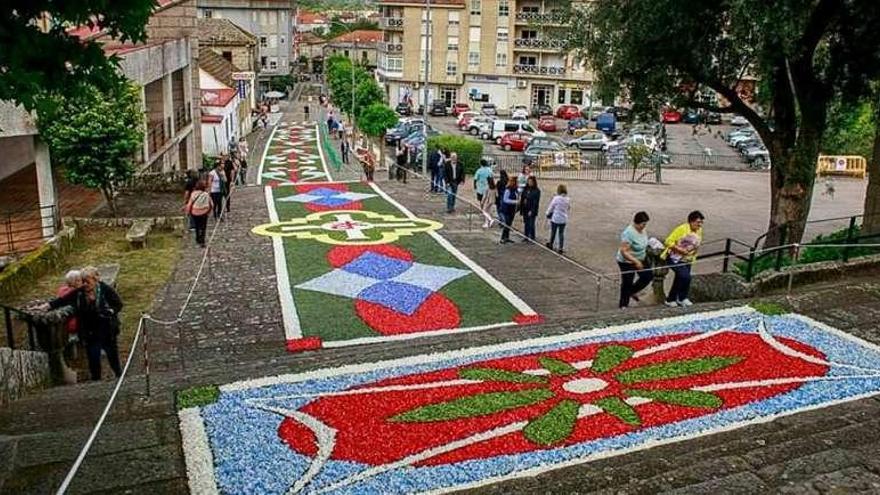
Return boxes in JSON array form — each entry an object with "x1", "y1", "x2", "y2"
[
  {"x1": 141, "y1": 315, "x2": 152, "y2": 400},
  {"x1": 594, "y1": 276, "x2": 602, "y2": 312},
  {"x1": 787, "y1": 243, "x2": 801, "y2": 295}
]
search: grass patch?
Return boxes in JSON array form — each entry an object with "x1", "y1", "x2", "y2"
[
  {"x1": 749, "y1": 301, "x2": 789, "y2": 315},
  {"x1": 176, "y1": 384, "x2": 220, "y2": 410},
  {"x1": 7, "y1": 226, "x2": 182, "y2": 353}
]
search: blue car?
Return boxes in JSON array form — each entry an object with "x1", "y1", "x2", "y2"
[
  {"x1": 567, "y1": 118, "x2": 590, "y2": 134},
  {"x1": 596, "y1": 112, "x2": 616, "y2": 134}
]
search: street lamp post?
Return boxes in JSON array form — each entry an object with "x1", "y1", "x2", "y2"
[{"x1": 421, "y1": 0, "x2": 432, "y2": 177}]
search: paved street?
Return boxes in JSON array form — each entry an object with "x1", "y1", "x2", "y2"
[{"x1": 2, "y1": 97, "x2": 880, "y2": 495}]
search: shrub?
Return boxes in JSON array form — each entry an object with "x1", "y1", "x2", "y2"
[{"x1": 427, "y1": 135, "x2": 484, "y2": 175}]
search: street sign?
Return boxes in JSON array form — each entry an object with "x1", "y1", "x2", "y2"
[
  {"x1": 231, "y1": 71, "x2": 255, "y2": 81},
  {"x1": 237, "y1": 80, "x2": 246, "y2": 98}
]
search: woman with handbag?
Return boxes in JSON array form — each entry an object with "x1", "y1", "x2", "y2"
[
  {"x1": 186, "y1": 180, "x2": 213, "y2": 247},
  {"x1": 45, "y1": 266, "x2": 124, "y2": 381}
]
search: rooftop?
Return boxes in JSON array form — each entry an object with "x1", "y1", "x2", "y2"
[
  {"x1": 198, "y1": 18, "x2": 257, "y2": 46},
  {"x1": 199, "y1": 46, "x2": 242, "y2": 88},
  {"x1": 298, "y1": 11, "x2": 329, "y2": 24},
  {"x1": 201, "y1": 88, "x2": 237, "y2": 108},
  {"x1": 328, "y1": 30, "x2": 383, "y2": 44}
]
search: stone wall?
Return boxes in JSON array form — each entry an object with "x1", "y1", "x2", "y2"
[
  {"x1": 65, "y1": 216, "x2": 186, "y2": 232},
  {"x1": 0, "y1": 347, "x2": 51, "y2": 405},
  {"x1": 0, "y1": 225, "x2": 78, "y2": 302},
  {"x1": 120, "y1": 169, "x2": 189, "y2": 192}
]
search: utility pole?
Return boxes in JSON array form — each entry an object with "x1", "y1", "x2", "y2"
[{"x1": 421, "y1": 0, "x2": 431, "y2": 176}]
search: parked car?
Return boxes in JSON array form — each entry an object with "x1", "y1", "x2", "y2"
[
  {"x1": 537, "y1": 115, "x2": 557, "y2": 132},
  {"x1": 466, "y1": 116, "x2": 494, "y2": 136},
  {"x1": 606, "y1": 134, "x2": 659, "y2": 153},
  {"x1": 661, "y1": 109, "x2": 682, "y2": 123},
  {"x1": 395, "y1": 102, "x2": 413, "y2": 116},
  {"x1": 629, "y1": 122, "x2": 661, "y2": 136},
  {"x1": 524, "y1": 140, "x2": 567, "y2": 159},
  {"x1": 567, "y1": 117, "x2": 590, "y2": 134},
  {"x1": 452, "y1": 102, "x2": 471, "y2": 116},
  {"x1": 682, "y1": 110, "x2": 701, "y2": 124},
  {"x1": 510, "y1": 104, "x2": 529, "y2": 116},
  {"x1": 498, "y1": 132, "x2": 534, "y2": 152},
  {"x1": 596, "y1": 112, "x2": 617, "y2": 134},
  {"x1": 532, "y1": 104, "x2": 553, "y2": 117},
  {"x1": 556, "y1": 104, "x2": 581, "y2": 120},
  {"x1": 489, "y1": 119, "x2": 545, "y2": 141},
  {"x1": 727, "y1": 128, "x2": 756, "y2": 142},
  {"x1": 481, "y1": 103, "x2": 498, "y2": 116},
  {"x1": 731, "y1": 115, "x2": 749, "y2": 126},
  {"x1": 512, "y1": 108, "x2": 529, "y2": 120},
  {"x1": 705, "y1": 112, "x2": 722, "y2": 125},
  {"x1": 430, "y1": 100, "x2": 448, "y2": 116},
  {"x1": 604, "y1": 106, "x2": 631, "y2": 121},
  {"x1": 457, "y1": 111, "x2": 480, "y2": 129},
  {"x1": 734, "y1": 137, "x2": 761, "y2": 151},
  {"x1": 580, "y1": 105, "x2": 605, "y2": 121},
  {"x1": 568, "y1": 131, "x2": 610, "y2": 151},
  {"x1": 385, "y1": 119, "x2": 424, "y2": 144}
]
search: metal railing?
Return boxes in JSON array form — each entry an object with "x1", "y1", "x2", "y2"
[
  {"x1": 146, "y1": 120, "x2": 168, "y2": 156},
  {"x1": 512, "y1": 64, "x2": 566, "y2": 76},
  {"x1": 0, "y1": 204, "x2": 60, "y2": 255},
  {"x1": 515, "y1": 11, "x2": 569, "y2": 24},
  {"x1": 480, "y1": 152, "x2": 661, "y2": 183},
  {"x1": 174, "y1": 102, "x2": 192, "y2": 131},
  {"x1": 1, "y1": 304, "x2": 37, "y2": 350},
  {"x1": 513, "y1": 38, "x2": 566, "y2": 50}
]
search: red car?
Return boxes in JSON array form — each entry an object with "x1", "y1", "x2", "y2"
[
  {"x1": 452, "y1": 103, "x2": 471, "y2": 116},
  {"x1": 555, "y1": 104, "x2": 580, "y2": 120},
  {"x1": 537, "y1": 116, "x2": 557, "y2": 132},
  {"x1": 498, "y1": 132, "x2": 533, "y2": 152},
  {"x1": 662, "y1": 109, "x2": 682, "y2": 123}
]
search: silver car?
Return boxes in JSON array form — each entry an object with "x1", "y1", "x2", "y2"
[{"x1": 568, "y1": 131, "x2": 609, "y2": 150}]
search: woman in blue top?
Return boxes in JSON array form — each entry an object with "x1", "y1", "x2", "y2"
[
  {"x1": 499, "y1": 176, "x2": 519, "y2": 244},
  {"x1": 615, "y1": 211, "x2": 653, "y2": 308}
]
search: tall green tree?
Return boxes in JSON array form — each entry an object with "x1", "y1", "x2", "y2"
[
  {"x1": 0, "y1": 0, "x2": 156, "y2": 112},
  {"x1": 570, "y1": 0, "x2": 880, "y2": 246},
  {"x1": 39, "y1": 83, "x2": 145, "y2": 215},
  {"x1": 358, "y1": 103, "x2": 399, "y2": 170}
]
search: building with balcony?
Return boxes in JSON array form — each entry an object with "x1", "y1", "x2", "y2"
[
  {"x1": 196, "y1": 0, "x2": 296, "y2": 94},
  {"x1": 323, "y1": 30, "x2": 383, "y2": 72},
  {"x1": 376, "y1": 0, "x2": 594, "y2": 112}
]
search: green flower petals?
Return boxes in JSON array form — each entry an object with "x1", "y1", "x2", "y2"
[
  {"x1": 523, "y1": 399, "x2": 581, "y2": 446},
  {"x1": 594, "y1": 397, "x2": 641, "y2": 426},
  {"x1": 459, "y1": 367, "x2": 548, "y2": 384},
  {"x1": 625, "y1": 388, "x2": 724, "y2": 408},
  {"x1": 390, "y1": 389, "x2": 555, "y2": 422},
  {"x1": 590, "y1": 345, "x2": 634, "y2": 373},
  {"x1": 616, "y1": 357, "x2": 742, "y2": 384},
  {"x1": 538, "y1": 357, "x2": 578, "y2": 376}
]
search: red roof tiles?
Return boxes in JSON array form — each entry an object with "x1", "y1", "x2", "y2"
[{"x1": 201, "y1": 88, "x2": 237, "y2": 107}]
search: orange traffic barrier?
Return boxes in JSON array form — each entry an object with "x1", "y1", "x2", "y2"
[{"x1": 817, "y1": 155, "x2": 867, "y2": 179}]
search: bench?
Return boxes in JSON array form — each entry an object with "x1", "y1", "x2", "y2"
[{"x1": 125, "y1": 220, "x2": 152, "y2": 249}]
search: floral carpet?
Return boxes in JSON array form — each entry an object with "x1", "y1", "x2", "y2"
[
  {"x1": 178, "y1": 307, "x2": 880, "y2": 494},
  {"x1": 254, "y1": 121, "x2": 538, "y2": 351}
]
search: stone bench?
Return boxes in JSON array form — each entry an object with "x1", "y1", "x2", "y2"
[{"x1": 125, "y1": 219, "x2": 152, "y2": 249}]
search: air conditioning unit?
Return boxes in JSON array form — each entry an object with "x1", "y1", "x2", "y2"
[{"x1": 517, "y1": 80, "x2": 527, "y2": 89}]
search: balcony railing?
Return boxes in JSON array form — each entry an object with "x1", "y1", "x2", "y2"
[
  {"x1": 174, "y1": 102, "x2": 192, "y2": 131},
  {"x1": 515, "y1": 12, "x2": 569, "y2": 25},
  {"x1": 513, "y1": 38, "x2": 567, "y2": 50},
  {"x1": 147, "y1": 119, "x2": 169, "y2": 156},
  {"x1": 380, "y1": 42, "x2": 403, "y2": 53},
  {"x1": 512, "y1": 64, "x2": 566, "y2": 76},
  {"x1": 381, "y1": 17, "x2": 404, "y2": 30}
]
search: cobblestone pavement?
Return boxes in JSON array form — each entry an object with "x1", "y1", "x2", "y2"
[{"x1": 2, "y1": 92, "x2": 880, "y2": 494}]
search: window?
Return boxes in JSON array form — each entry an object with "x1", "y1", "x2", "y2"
[
  {"x1": 495, "y1": 52, "x2": 507, "y2": 67},
  {"x1": 259, "y1": 36, "x2": 268, "y2": 48},
  {"x1": 558, "y1": 89, "x2": 567, "y2": 104},
  {"x1": 448, "y1": 36, "x2": 459, "y2": 51},
  {"x1": 570, "y1": 90, "x2": 584, "y2": 105},
  {"x1": 203, "y1": 9, "x2": 213, "y2": 18},
  {"x1": 448, "y1": 11, "x2": 460, "y2": 35},
  {"x1": 280, "y1": 36, "x2": 285, "y2": 45},
  {"x1": 344, "y1": 50, "x2": 350, "y2": 58},
  {"x1": 269, "y1": 35, "x2": 278, "y2": 48},
  {"x1": 386, "y1": 57, "x2": 403, "y2": 71},
  {"x1": 521, "y1": 30, "x2": 537, "y2": 39},
  {"x1": 469, "y1": 27, "x2": 481, "y2": 43},
  {"x1": 519, "y1": 55, "x2": 537, "y2": 65},
  {"x1": 269, "y1": 57, "x2": 278, "y2": 70},
  {"x1": 446, "y1": 61, "x2": 457, "y2": 76},
  {"x1": 498, "y1": 0, "x2": 509, "y2": 17},
  {"x1": 362, "y1": 51, "x2": 368, "y2": 60},
  {"x1": 522, "y1": 6, "x2": 539, "y2": 13},
  {"x1": 497, "y1": 28, "x2": 508, "y2": 42},
  {"x1": 470, "y1": 0, "x2": 481, "y2": 15},
  {"x1": 260, "y1": 56, "x2": 267, "y2": 69},
  {"x1": 221, "y1": 51, "x2": 232, "y2": 62},
  {"x1": 468, "y1": 51, "x2": 480, "y2": 66}
]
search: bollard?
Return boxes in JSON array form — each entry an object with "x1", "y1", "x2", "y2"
[
  {"x1": 595, "y1": 277, "x2": 602, "y2": 312},
  {"x1": 787, "y1": 244, "x2": 801, "y2": 295}
]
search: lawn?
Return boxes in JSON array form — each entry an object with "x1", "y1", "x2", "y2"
[{"x1": 8, "y1": 226, "x2": 183, "y2": 355}]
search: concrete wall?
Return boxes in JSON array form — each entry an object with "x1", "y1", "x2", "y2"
[
  {"x1": 0, "y1": 136, "x2": 35, "y2": 182},
  {"x1": 0, "y1": 348, "x2": 51, "y2": 405},
  {"x1": 0, "y1": 101, "x2": 38, "y2": 139}
]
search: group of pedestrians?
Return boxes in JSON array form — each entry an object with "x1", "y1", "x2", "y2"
[
  {"x1": 182, "y1": 139, "x2": 249, "y2": 247},
  {"x1": 615, "y1": 210, "x2": 706, "y2": 309}
]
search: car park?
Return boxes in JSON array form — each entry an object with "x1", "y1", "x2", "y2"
[
  {"x1": 395, "y1": 102, "x2": 413, "y2": 116},
  {"x1": 537, "y1": 116, "x2": 557, "y2": 132},
  {"x1": 731, "y1": 115, "x2": 749, "y2": 126},
  {"x1": 452, "y1": 102, "x2": 471, "y2": 116},
  {"x1": 568, "y1": 131, "x2": 609, "y2": 151},
  {"x1": 489, "y1": 119, "x2": 545, "y2": 141},
  {"x1": 429, "y1": 100, "x2": 448, "y2": 116},
  {"x1": 556, "y1": 104, "x2": 581, "y2": 120},
  {"x1": 661, "y1": 109, "x2": 682, "y2": 123},
  {"x1": 567, "y1": 117, "x2": 590, "y2": 134},
  {"x1": 481, "y1": 103, "x2": 498, "y2": 116},
  {"x1": 531, "y1": 104, "x2": 553, "y2": 117},
  {"x1": 498, "y1": 132, "x2": 534, "y2": 152}
]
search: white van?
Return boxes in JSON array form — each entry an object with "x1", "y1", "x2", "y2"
[{"x1": 485, "y1": 120, "x2": 546, "y2": 142}]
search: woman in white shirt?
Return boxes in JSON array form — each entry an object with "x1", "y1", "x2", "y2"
[{"x1": 545, "y1": 183, "x2": 571, "y2": 253}]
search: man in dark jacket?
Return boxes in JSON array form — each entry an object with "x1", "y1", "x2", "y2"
[
  {"x1": 429, "y1": 148, "x2": 444, "y2": 192},
  {"x1": 47, "y1": 266, "x2": 123, "y2": 380},
  {"x1": 443, "y1": 152, "x2": 465, "y2": 213}
]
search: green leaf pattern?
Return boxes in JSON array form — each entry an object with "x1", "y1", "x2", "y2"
[{"x1": 390, "y1": 389, "x2": 554, "y2": 423}]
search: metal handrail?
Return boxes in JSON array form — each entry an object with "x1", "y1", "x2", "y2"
[
  {"x1": 0, "y1": 204, "x2": 59, "y2": 255},
  {"x1": 1, "y1": 304, "x2": 38, "y2": 350}
]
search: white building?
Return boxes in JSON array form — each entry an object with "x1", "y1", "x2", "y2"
[{"x1": 200, "y1": 87, "x2": 241, "y2": 156}]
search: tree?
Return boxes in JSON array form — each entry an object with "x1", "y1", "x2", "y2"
[
  {"x1": 864, "y1": 93, "x2": 880, "y2": 235},
  {"x1": 357, "y1": 103, "x2": 399, "y2": 171},
  {"x1": 0, "y1": 0, "x2": 156, "y2": 112},
  {"x1": 39, "y1": 83, "x2": 144, "y2": 215},
  {"x1": 570, "y1": 0, "x2": 880, "y2": 246}
]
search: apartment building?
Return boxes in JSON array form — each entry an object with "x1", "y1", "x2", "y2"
[
  {"x1": 196, "y1": 0, "x2": 296, "y2": 93},
  {"x1": 323, "y1": 30, "x2": 383, "y2": 72},
  {"x1": 376, "y1": 0, "x2": 594, "y2": 112}
]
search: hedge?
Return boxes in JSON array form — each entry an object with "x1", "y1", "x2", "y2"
[{"x1": 427, "y1": 135, "x2": 484, "y2": 175}]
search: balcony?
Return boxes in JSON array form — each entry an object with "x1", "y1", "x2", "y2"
[
  {"x1": 174, "y1": 103, "x2": 192, "y2": 131},
  {"x1": 380, "y1": 42, "x2": 403, "y2": 53},
  {"x1": 512, "y1": 64, "x2": 566, "y2": 76},
  {"x1": 381, "y1": 17, "x2": 404, "y2": 30},
  {"x1": 515, "y1": 12, "x2": 569, "y2": 25},
  {"x1": 147, "y1": 119, "x2": 170, "y2": 157},
  {"x1": 513, "y1": 38, "x2": 566, "y2": 51}
]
